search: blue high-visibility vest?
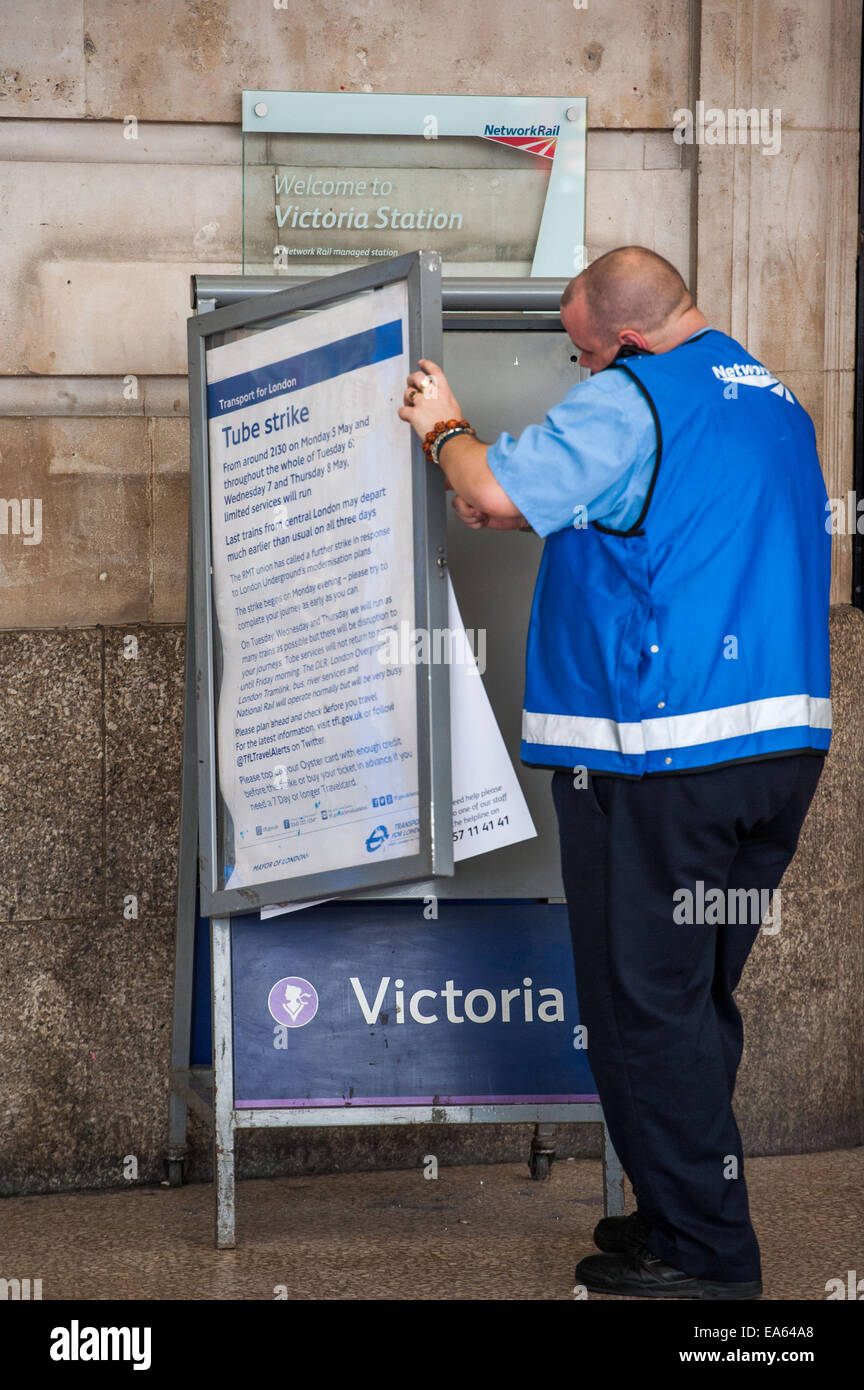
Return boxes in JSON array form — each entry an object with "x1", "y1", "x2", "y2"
[{"x1": 520, "y1": 328, "x2": 832, "y2": 776}]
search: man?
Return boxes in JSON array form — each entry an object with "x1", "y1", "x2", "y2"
[{"x1": 398, "y1": 246, "x2": 831, "y2": 1300}]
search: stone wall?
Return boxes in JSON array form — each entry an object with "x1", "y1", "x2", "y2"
[{"x1": 0, "y1": 1, "x2": 861, "y2": 1192}]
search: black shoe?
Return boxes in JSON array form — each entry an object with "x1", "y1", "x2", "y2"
[
  {"x1": 593, "y1": 1210, "x2": 652, "y2": 1255},
  {"x1": 575, "y1": 1250, "x2": 762, "y2": 1300}
]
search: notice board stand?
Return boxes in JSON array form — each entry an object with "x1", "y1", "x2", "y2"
[{"x1": 168, "y1": 257, "x2": 626, "y2": 1248}]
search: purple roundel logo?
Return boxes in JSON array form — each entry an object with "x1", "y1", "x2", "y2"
[{"x1": 268, "y1": 976, "x2": 319, "y2": 1028}]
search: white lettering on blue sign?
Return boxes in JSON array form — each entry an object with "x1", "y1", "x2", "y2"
[{"x1": 349, "y1": 975, "x2": 565, "y2": 1025}]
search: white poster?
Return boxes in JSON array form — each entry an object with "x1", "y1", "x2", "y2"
[
  {"x1": 205, "y1": 275, "x2": 537, "y2": 904},
  {"x1": 206, "y1": 281, "x2": 422, "y2": 890},
  {"x1": 261, "y1": 575, "x2": 537, "y2": 919},
  {"x1": 444, "y1": 577, "x2": 536, "y2": 860}
]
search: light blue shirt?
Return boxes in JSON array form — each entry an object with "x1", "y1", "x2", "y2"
[{"x1": 485, "y1": 356, "x2": 663, "y2": 538}]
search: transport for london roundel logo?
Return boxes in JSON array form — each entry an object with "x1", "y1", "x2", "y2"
[
  {"x1": 268, "y1": 976, "x2": 319, "y2": 1028},
  {"x1": 365, "y1": 824, "x2": 389, "y2": 853}
]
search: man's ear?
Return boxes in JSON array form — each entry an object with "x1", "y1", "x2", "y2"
[{"x1": 614, "y1": 329, "x2": 652, "y2": 361}]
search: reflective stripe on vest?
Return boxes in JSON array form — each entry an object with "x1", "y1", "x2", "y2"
[{"x1": 524, "y1": 693, "x2": 832, "y2": 756}]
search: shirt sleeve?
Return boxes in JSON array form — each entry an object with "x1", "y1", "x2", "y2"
[{"x1": 485, "y1": 367, "x2": 658, "y2": 538}]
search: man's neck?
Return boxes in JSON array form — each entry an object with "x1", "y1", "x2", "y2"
[{"x1": 647, "y1": 306, "x2": 710, "y2": 354}]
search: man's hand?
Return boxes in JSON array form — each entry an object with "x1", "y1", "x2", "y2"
[
  {"x1": 452, "y1": 495, "x2": 533, "y2": 532},
  {"x1": 397, "y1": 357, "x2": 527, "y2": 526},
  {"x1": 452, "y1": 495, "x2": 488, "y2": 529},
  {"x1": 397, "y1": 358, "x2": 462, "y2": 440}
]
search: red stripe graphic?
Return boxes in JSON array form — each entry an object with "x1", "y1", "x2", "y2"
[{"x1": 483, "y1": 135, "x2": 557, "y2": 159}]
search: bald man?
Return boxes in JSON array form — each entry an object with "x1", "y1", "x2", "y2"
[{"x1": 399, "y1": 246, "x2": 831, "y2": 1300}]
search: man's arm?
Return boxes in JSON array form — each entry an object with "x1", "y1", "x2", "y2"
[
  {"x1": 435, "y1": 433, "x2": 525, "y2": 521},
  {"x1": 397, "y1": 357, "x2": 524, "y2": 522},
  {"x1": 398, "y1": 354, "x2": 656, "y2": 538}
]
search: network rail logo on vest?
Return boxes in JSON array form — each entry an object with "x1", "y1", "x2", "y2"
[{"x1": 711, "y1": 361, "x2": 796, "y2": 403}]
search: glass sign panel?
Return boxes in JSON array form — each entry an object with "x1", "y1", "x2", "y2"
[{"x1": 242, "y1": 91, "x2": 586, "y2": 279}]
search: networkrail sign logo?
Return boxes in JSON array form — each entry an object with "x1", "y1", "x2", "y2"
[{"x1": 482, "y1": 123, "x2": 560, "y2": 158}]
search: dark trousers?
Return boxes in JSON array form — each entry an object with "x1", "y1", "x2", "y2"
[{"x1": 551, "y1": 752, "x2": 824, "y2": 1282}]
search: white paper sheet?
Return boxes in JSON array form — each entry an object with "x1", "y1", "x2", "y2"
[
  {"x1": 206, "y1": 282, "x2": 423, "y2": 892},
  {"x1": 260, "y1": 575, "x2": 536, "y2": 918}
]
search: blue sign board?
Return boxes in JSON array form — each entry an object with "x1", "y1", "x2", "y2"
[{"x1": 230, "y1": 901, "x2": 598, "y2": 1107}]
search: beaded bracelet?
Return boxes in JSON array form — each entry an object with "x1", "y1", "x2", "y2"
[
  {"x1": 422, "y1": 417, "x2": 475, "y2": 462},
  {"x1": 430, "y1": 426, "x2": 476, "y2": 466}
]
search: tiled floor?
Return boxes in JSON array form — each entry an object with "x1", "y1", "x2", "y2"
[{"x1": 2, "y1": 1149, "x2": 861, "y2": 1300}]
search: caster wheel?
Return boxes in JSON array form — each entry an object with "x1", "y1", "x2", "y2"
[{"x1": 529, "y1": 1152, "x2": 552, "y2": 1181}]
